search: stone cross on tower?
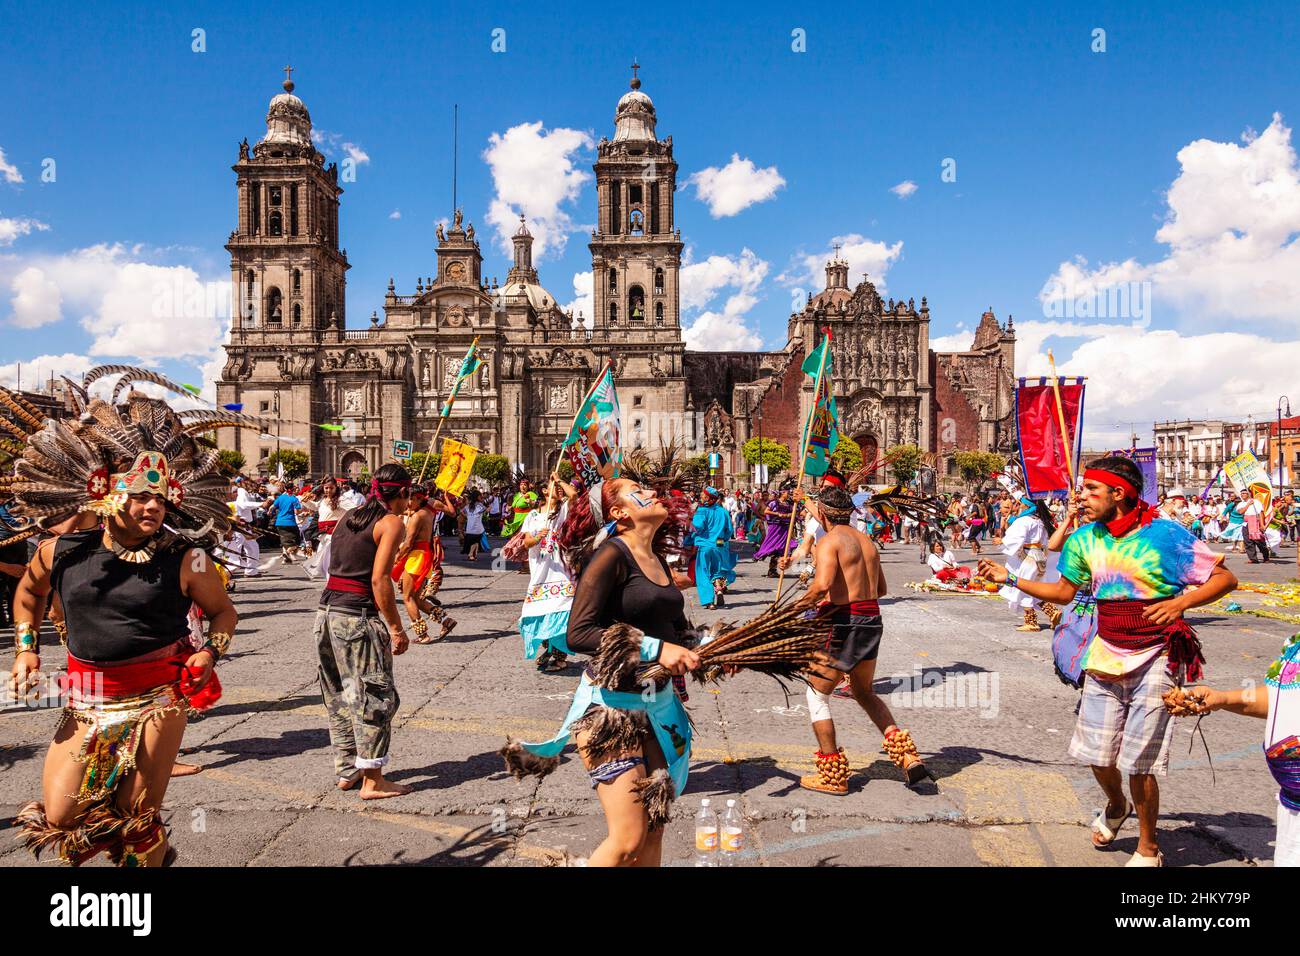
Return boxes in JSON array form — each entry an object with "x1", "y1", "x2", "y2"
[{"x1": 282, "y1": 65, "x2": 294, "y2": 92}]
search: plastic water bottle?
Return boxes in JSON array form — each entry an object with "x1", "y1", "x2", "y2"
[
  {"x1": 719, "y1": 799, "x2": 744, "y2": 866},
  {"x1": 694, "y1": 798, "x2": 719, "y2": 867}
]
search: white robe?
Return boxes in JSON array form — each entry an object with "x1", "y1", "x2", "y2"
[{"x1": 999, "y1": 512, "x2": 1058, "y2": 611}]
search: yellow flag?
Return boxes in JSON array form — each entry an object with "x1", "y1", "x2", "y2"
[{"x1": 434, "y1": 439, "x2": 479, "y2": 496}]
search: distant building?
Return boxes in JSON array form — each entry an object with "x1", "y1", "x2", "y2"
[{"x1": 217, "y1": 69, "x2": 1013, "y2": 482}]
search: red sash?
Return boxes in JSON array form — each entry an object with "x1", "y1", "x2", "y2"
[
  {"x1": 1096, "y1": 598, "x2": 1204, "y2": 682},
  {"x1": 64, "y1": 648, "x2": 222, "y2": 708}
]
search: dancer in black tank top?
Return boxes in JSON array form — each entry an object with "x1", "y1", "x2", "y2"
[
  {"x1": 6, "y1": 374, "x2": 242, "y2": 867},
  {"x1": 502, "y1": 477, "x2": 701, "y2": 867},
  {"x1": 314, "y1": 462, "x2": 415, "y2": 800}
]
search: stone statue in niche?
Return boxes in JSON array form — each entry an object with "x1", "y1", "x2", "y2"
[
  {"x1": 343, "y1": 388, "x2": 363, "y2": 414},
  {"x1": 548, "y1": 385, "x2": 568, "y2": 411}
]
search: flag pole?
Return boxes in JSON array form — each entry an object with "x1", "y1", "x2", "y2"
[
  {"x1": 775, "y1": 328, "x2": 831, "y2": 602},
  {"x1": 416, "y1": 336, "x2": 478, "y2": 485},
  {"x1": 1046, "y1": 349, "x2": 1077, "y2": 487}
]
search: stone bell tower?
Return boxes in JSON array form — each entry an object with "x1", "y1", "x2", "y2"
[
  {"x1": 226, "y1": 68, "x2": 349, "y2": 335},
  {"x1": 589, "y1": 61, "x2": 683, "y2": 345}
]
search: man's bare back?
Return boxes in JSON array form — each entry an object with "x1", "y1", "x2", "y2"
[{"x1": 813, "y1": 524, "x2": 886, "y2": 605}]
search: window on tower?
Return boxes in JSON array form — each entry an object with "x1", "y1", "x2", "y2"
[
  {"x1": 608, "y1": 267, "x2": 617, "y2": 293},
  {"x1": 654, "y1": 268, "x2": 664, "y2": 295},
  {"x1": 609, "y1": 302, "x2": 618, "y2": 325},
  {"x1": 629, "y1": 209, "x2": 644, "y2": 237},
  {"x1": 629, "y1": 184, "x2": 642, "y2": 205},
  {"x1": 246, "y1": 270, "x2": 255, "y2": 294},
  {"x1": 655, "y1": 302, "x2": 664, "y2": 325},
  {"x1": 610, "y1": 179, "x2": 620, "y2": 235},
  {"x1": 293, "y1": 303, "x2": 301, "y2": 325},
  {"x1": 293, "y1": 269, "x2": 301, "y2": 293},
  {"x1": 269, "y1": 212, "x2": 282, "y2": 237},
  {"x1": 290, "y1": 184, "x2": 299, "y2": 236},
  {"x1": 267, "y1": 287, "x2": 283, "y2": 323},
  {"x1": 269, "y1": 186, "x2": 282, "y2": 206},
  {"x1": 650, "y1": 181, "x2": 660, "y2": 234},
  {"x1": 629, "y1": 285, "x2": 645, "y2": 321}
]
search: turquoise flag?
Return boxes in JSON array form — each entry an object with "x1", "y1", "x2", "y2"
[
  {"x1": 440, "y1": 341, "x2": 482, "y2": 417},
  {"x1": 563, "y1": 363, "x2": 622, "y2": 486},
  {"x1": 800, "y1": 333, "x2": 838, "y2": 477}
]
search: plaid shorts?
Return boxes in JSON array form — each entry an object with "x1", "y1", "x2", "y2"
[{"x1": 1067, "y1": 653, "x2": 1177, "y2": 775}]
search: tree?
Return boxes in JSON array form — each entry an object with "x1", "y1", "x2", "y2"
[
  {"x1": 741, "y1": 437, "x2": 792, "y2": 472},
  {"x1": 830, "y1": 432, "x2": 862, "y2": 472},
  {"x1": 264, "y1": 449, "x2": 309, "y2": 479},
  {"x1": 407, "y1": 452, "x2": 435, "y2": 483},
  {"x1": 472, "y1": 453, "x2": 511, "y2": 484},
  {"x1": 555, "y1": 459, "x2": 575, "y2": 481},
  {"x1": 887, "y1": 444, "x2": 923, "y2": 485},
  {"x1": 216, "y1": 449, "x2": 246, "y2": 474},
  {"x1": 682, "y1": 454, "x2": 711, "y2": 483},
  {"x1": 953, "y1": 450, "x2": 1005, "y2": 487}
]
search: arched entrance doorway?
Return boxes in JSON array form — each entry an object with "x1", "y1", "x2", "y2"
[
  {"x1": 340, "y1": 451, "x2": 367, "y2": 480},
  {"x1": 853, "y1": 434, "x2": 879, "y2": 480}
]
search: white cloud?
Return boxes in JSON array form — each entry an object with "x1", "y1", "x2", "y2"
[
  {"x1": 929, "y1": 330, "x2": 973, "y2": 352},
  {"x1": 0, "y1": 352, "x2": 94, "y2": 391},
  {"x1": 0, "y1": 243, "x2": 229, "y2": 363},
  {"x1": 388, "y1": 209, "x2": 401, "y2": 220},
  {"x1": 0, "y1": 147, "x2": 21, "y2": 185},
  {"x1": 686, "y1": 154, "x2": 785, "y2": 218},
  {"x1": 891, "y1": 180, "x2": 918, "y2": 199},
  {"x1": 680, "y1": 248, "x2": 768, "y2": 350},
  {"x1": 1015, "y1": 320, "x2": 1300, "y2": 446},
  {"x1": 563, "y1": 270, "x2": 593, "y2": 329},
  {"x1": 482, "y1": 121, "x2": 593, "y2": 261},
  {"x1": 311, "y1": 130, "x2": 370, "y2": 166},
  {"x1": 778, "y1": 232, "x2": 904, "y2": 292},
  {"x1": 0, "y1": 215, "x2": 49, "y2": 246},
  {"x1": 1040, "y1": 113, "x2": 1300, "y2": 330},
  {"x1": 9, "y1": 266, "x2": 61, "y2": 328}
]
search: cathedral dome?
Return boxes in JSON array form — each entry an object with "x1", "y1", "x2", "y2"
[
  {"x1": 501, "y1": 278, "x2": 562, "y2": 315},
  {"x1": 261, "y1": 77, "x2": 313, "y2": 148},
  {"x1": 613, "y1": 65, "x2": 657, "y2": 142}
]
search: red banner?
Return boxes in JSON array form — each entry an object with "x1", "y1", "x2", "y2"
[{"x1": 1015, "y1": 378, "x2": 1085, "y2": 499}]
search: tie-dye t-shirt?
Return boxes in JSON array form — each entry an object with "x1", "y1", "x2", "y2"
[
  {"x1": 1058, "y1": 517, "x2": 1220, "y2": 599},
  {"x1": 1059, "y1": 517, "x2": 1222, "y2": 677}
]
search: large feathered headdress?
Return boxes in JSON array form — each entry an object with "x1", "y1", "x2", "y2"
[{"x1": 2, "y1": 366, "x2": 280, "y2": 538}]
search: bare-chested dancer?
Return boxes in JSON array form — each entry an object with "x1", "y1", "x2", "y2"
[
  {"x1": 394, "y1": 484, "x2": 457, "y2": 644},
  {"x1": 794, "y1": 484, "x2": 929, "y2": 794}
]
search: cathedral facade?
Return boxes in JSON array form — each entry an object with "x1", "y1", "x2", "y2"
[{"x1": 216, "y1": 70, "x2": 1015, "y2": 482}]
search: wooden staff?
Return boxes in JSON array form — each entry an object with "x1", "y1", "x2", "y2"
[
  {"x1": 1047, "y1": 351, "x2": 1086, "y2": 530},
  {"x1": 416, "y1": 336, "x2": 478, "y2": 485},
  {"x1": 775, "y1": 331, "x2": 831, "y2": 602}
]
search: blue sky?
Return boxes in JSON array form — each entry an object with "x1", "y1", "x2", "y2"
[{"x1": 2, "y1": 0, "x2": 1298, "y2": 444}]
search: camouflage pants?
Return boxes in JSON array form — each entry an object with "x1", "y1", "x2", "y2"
[{"x1": 314, "y1": 608, "x2": 400, "y2": 777}]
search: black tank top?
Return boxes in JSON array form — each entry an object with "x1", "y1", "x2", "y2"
[
  {"x1": 321, "y1": 509, "x2": 383, "y2": 612},
  {"x1": 51, "y1": 530, "x2": 191, "y2": 663}
]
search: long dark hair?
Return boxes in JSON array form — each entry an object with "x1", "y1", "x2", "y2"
[
  {"x1": 557, "y1": 480, "x2": 691, "y2": 579},
  {"x1": 345, "y1": 463, "x2": 411, "y2": 533}
]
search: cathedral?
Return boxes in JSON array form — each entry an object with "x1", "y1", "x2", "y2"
[{"x1": 216, "y1": 69, "x2": 1015, "y2": 482}]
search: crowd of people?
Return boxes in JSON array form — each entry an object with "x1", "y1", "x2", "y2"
[{"x1": 2, "y1": 373, "x2": 1297, "y2": 871}]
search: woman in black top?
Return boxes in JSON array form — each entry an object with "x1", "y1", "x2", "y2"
[{"x1": 503, "y1": 477, "x2": 699, "y2": 867}]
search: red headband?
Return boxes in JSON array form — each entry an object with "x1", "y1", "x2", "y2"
[
  {"x1": 369, "y1": 479, "x2": 411, "y2": 499},
  {"x1": 822, "y1": 474, "x2": 845, "y2": 489},
  {"x1": 1083, "y1": 468, "x2": 1139, "y2": 501}
]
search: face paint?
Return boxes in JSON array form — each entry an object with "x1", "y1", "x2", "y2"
[{"x1": 629, "y1": 491, "x2": 653, "y2": 509}]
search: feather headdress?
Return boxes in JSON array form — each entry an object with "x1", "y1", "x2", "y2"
[{"x1": 3, "y1": 366, "x2": 272, "y2": 537}]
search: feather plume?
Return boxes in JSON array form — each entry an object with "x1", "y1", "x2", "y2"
[
  {"x1": 0, "y1": 387, "x2": 45, "y2": 431},
  {"x1": 570, "y1": 705, "x2": 650, "y2": 765},
  {"x1": 642, "y1": 590, "x2": 832, "y2": 689}
]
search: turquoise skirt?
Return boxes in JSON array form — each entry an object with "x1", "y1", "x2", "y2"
[
  {"x1": 518, "y1": 675, "x2": 692, "y2": 796},
  {"x1": 520, "y1": 608, "x2": 571, "y2": 660}
]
